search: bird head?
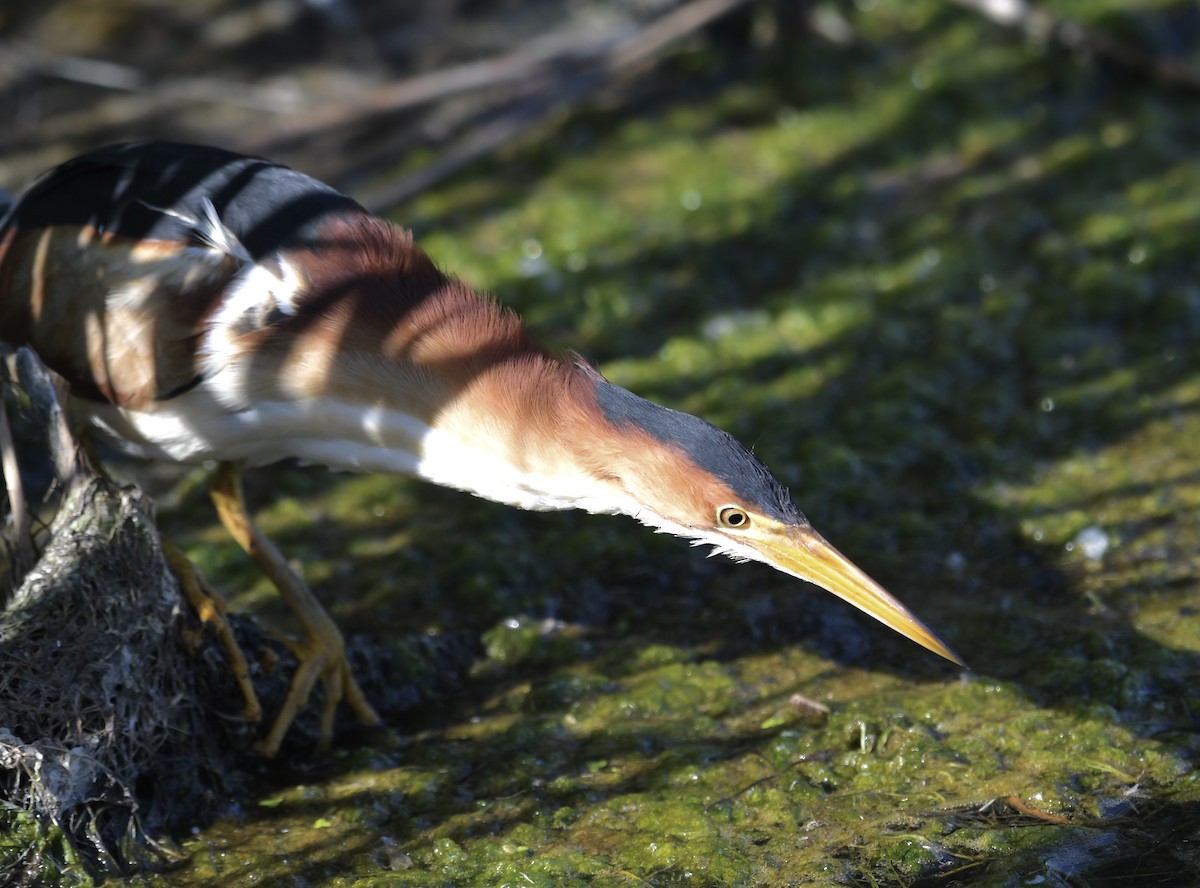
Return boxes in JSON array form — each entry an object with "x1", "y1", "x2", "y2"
[{"x1": 580, "y1": 369, "x2": 963, "y2": 666}]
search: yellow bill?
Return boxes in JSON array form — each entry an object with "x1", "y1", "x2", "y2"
[{"x1": 744, "y1": 517, "x2": 965, "y2": 666}]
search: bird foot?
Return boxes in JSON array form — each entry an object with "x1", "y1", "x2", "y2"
[
  {"x1": 254, "y1": 625, "x2": 382, "y2": 758},
  {"x1": 209, "y1": 461, "x2": 383, "y2": 756},
  {"x1": 163, "y1": 542, "x2": 263, "y2": 723}
]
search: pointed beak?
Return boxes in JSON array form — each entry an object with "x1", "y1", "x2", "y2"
[{"x1": 744, "y1": 519, "x2": 965, "y2": 667}]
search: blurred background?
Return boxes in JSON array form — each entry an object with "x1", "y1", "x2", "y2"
[{"x1": 1, "y1": 0, "x2": 781, "y2": 200}]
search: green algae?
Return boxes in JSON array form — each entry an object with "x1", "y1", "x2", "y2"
[
  {"x1": 0, "y1": 810, "x2": 92, "y2": 888},
  {"x1": 86, "y1": 0, "x2": 1200, "y2": 883}
]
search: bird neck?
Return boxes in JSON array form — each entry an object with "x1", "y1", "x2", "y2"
[
  {"x1": 219, "y1": 216, "x2": 668, "y2": 520},
  {"x1": 411, "y1": 352, "x2": 645, "y2": 516}
]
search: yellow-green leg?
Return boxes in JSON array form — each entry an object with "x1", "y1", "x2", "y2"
[
  {"x1": 209, "y1": 461, "x2": 381, "y2": 757},
  {"x1": 79, "y1": 429, "x2": 263, "y2": 724},
  {"x1": 163, "y1": 541, "x2": 262, "y2": 723}
]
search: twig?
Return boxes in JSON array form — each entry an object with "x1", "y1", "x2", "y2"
[
  {"x1": 245, "y1": 27, "x2": 630, "y2": 155},
  {"x1": 357, "y1": 0, "x2": 752, "y2": 213},
  {"x1": 948, "y1": 0, "x2": 1200, "y2": 92},
  {"x1": 0, "y1": 352, "x2": 34, "y2": 581},
  {"x1": 14, "y1": 349, "x2": 83, "y2": 487},
  {"x1": 358, "y1": 86, "x2": 565, "y2": 213},
  {"x1": 605, "y1": 0, "x2": 752, "y2": 71},
  {"x1": 252, "y1": 0, "x2": 752, "y2": 161},
  {"x1": 0, "y1": 42, "x2": 305, "y2": 113}
]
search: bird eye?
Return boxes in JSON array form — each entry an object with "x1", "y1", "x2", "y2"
[{"x1": 717, "y1": 505, "x2": 750, "y2": 529}]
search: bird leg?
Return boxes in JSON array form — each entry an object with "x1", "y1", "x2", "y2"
[
  {"x1": 76, "y1": 427, "x2": 264, "y2": 724},
  {"x1": 208, "y1": 461, "x2": 382, "y2": 757},
  {"x1": 162, "y1": 541, "x2": 262, "y2": 723},
  {"x1": 11, "y1": 358, "x2": 264, "y2": 724}
]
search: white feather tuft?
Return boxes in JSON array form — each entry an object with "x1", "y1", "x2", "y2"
[{"x1": 138, "y1": 197, "x2": 252, "y2": 262}]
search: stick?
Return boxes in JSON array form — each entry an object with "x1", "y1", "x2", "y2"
[
  {"x1": 948, "y1": 0, "x2": 1200, "y2": 92},
  {"x1": 358, "y1": 0, "x2": 752, "y2": 212},
  {"x1": 14, "y1": 348, "x2": 82, "y2": 487},
  {"x1": 0, "y1": 353, "x2": 34, "y2": 580},
  {"x1": 0, "y1": 42, "x2": 303, "y2": 113},
  {"x1": 245, "y1": 27, "x2": 627, "y2": 155}
]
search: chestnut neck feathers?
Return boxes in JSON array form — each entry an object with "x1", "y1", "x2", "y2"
[
  {"x1": 263, "y1": 217, "x2": 783, "y2": 531},
  {"x1": 263, "y1": 214, "x2": 630, "y2": 511}
]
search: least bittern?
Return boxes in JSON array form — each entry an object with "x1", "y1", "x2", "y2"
[{"x1": 0, "y1": 142, "x2": 961, "y2": 756}]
